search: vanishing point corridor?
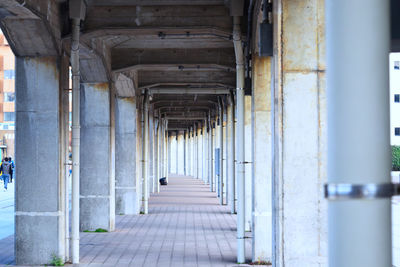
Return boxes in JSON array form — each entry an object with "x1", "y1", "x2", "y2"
[{"x1": 0, "y1": 176, "x2": 251, "y2": 266}]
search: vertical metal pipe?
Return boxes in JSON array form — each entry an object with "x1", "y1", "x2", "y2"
[
  {"x1": 225, "y1": 103, "x2": 229, "y2": 204},
  {"x1": 176, "y1": 132, "x2": 179, "y2": 174},
  {"x1": 188, "y1": 128, "x2": 191, "y2": 176},
  {"x1": 70, "y1": 18, "x2": 81, "y2": 265},
  {"x1": 230, "y1": 94, "x2": 236, "y2": 214},
  {"x1": 233, "y1": 15, "x2": 246, "y2": 263},
  {"x1": 219, "y1": 99, "x2": 224, "y2": 205},
  {"x1": 194, "y1": 124, "x2": 197, "y2": 178},
  {"x1": 327, "y1": 1, "x2": 391, "y2": 266},
  {"x1": 154, "y1": 119, "x2": 159, "y2": 193},
  {"x1": 141, "y1": 94, "x2": 149, "y2": 214},
  {"x1": 184, "y1": 130, "x2": 186, "y2": 175},
  {"x1": 209, "y1": 114, "x2": 214, "y2": 192},
  {"x1": 166, "y1": 121, "x2": 169, "y2": 182}
]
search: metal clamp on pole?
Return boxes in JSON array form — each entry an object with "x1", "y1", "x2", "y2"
[{"x1": 325, "y1": 183, "x2": 400, "y2": 200}]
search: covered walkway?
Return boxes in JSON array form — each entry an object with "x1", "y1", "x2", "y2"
[{"x1": 0, "y1": 175, "x2": 252, "y2": 266}]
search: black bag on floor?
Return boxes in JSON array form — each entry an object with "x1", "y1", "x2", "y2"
[{"x1": 159, "y1": 177, "x2": 167, "y2": 185}]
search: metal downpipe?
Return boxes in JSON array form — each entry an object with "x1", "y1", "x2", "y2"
[
  {"x1": 141, "y1": 93, "x2": 149, "y2": 214},
  {"x1": 230, "y1": 92, "x2": 236, "y2": 214},
  {"x1": 70, "y1": 17, "x2": 81, "y2": 265},
  {"x1": 233, "y1": 15, "x2": 246, "y2": 264},
  {"x1": 209, "y1": 113, "x2": 214, "y2": 192},
  {"x1": 218, "y1": 97, "x2": 224, "y2": 205}
]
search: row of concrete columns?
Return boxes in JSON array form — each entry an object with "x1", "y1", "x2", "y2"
[
  {"x1": 14, "y1": 57, "x2": 177, "y2": 264},
  {"x1": 14, "y1": 0, "x2": 393, "y2": 265}
]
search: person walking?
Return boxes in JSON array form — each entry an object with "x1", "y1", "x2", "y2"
[
  {"x1": 8, "y1": 157, "x2": 14, "y2": 183},
  {"x1": 0, "y1": 157, "x2": 12, "y2": 191}
]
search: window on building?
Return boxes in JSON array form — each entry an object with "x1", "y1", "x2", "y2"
[
  {"x1": 395, "y1": 94, "x2": 400, "y2": 103},
  {"x1": 3, "y1": 112, "x2": 14, "y2": 122},
  {"x1": 3, "y1": 92, "x2": 15, "y2": 102},
  {"x1": 4, "y1": 70, "x2": 14, "y2": 79},
  {"x1": 396, "y1": 127, "x2": 400, "y2": 136},
  {"x1": 396, "y1": 61, "x2": 400, "y2": 70}
]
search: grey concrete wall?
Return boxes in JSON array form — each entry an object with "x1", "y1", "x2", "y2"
[
  {"x1": 136, "y1": 107, "x2": 143, "y2": 212},
  {"x1": 80, "y1": 82, "x2": 114, "y2": 231},
  {"x1": 273, "y1": 0, "x2": 327, "y2": 266},
  {"x1": 245, "y1": 95, "x2": 253, "y2": 231},
  {"x1": 15, "y1": 56, "x2": 63, "y2": 265},
  {"x1": 115, "y1": 97, "x2": 138, "y2": 215},
  {"x1": 252, "y1": 56, "x2": 272, "y2": 262}
]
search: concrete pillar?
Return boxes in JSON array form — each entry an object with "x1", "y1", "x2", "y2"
[
  {"x1": 166, "y1": 129, "x2": 170, "y2": 180},
  {"x1": 244, "y1": 95, "x2": 253, "y2": 231},
  {"x1": 209, "y1": 122, "x2": 213, "y2": 190},
  {"x1": 149, "y1": 114, "x2": 154, "y2": 193},
  {"x1": 327, "y1": 1, "x2": 391, "y2": 266},
  {"x1": 80, "y1": 82, "x2": 115, "y2": 231},
  {"x1": 219, "y1": 107, "x2": 225, "y2": 205},
  {"x1": 160, "y1": 120, "x2": 164, "y2": 178},
  {"x1": 15, "y1": 56, "x2": 64, "y2": 265},
  {"x1": 178, "y1": 133, "x2": 185, "y2": 174},
  {"x1": 273, "y1": 0, "x2": 327, "y2": 265},
  {"x1": 136, "y1": 106, "x2": 143, "y2": 211},
  {"x1": 154, "y1": 119, "x2": 159, "y2": 193},
  {"x1": 115, "y1": 96, "x2": 138, "y2": 215},
  {"x1": 204, "y1": 124, "x2": 208, "y2": 184},
  {"x1": 60, "y1": 55, "x2": 70, "y2": 261},
  {"x1": 225, "y1": 105, "x2": 229, "y2": 204},
  {"x1": 213, "y1": 119, "x2": 218, "y2": 192},
  {"x1": 252, "y1": 56, "x2": 272, "y2": 262}
]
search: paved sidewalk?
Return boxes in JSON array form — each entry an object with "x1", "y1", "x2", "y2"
[{"x1": 0, "y1": 175, "x2": 252, "y2": 266}]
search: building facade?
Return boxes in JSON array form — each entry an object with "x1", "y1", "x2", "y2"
[{"x1": 0, "y1": 31, "x2": 14, "y2": 159}]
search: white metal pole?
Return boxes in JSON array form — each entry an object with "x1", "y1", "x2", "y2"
[
  {"x1": 225, "y1": 103, "x2": 229, "y2": 204},
  {"x1": 219, "y1": 100, "x2": 224, "y2": 205},
  {"x1": 154, "y1": 119, "x2": 159, "y2": 193},
  {"x1": 141, "y1": 95, "x2": 149, "y2": 214},
  {"x1": 233, "y1": 15, "x2": 245, "y2": 263},
  {"x1": 70, "y1": 17, "x2": 81, "y2": 264},
  {"x1": 230, "y1": 95, "x2": 236, "y2": 214},
  {"x1": 166, "y1": 121, "x2": 169, "y2": 182},
  {"x1": 209, "y1": 115, "x2": 214, "y2": 192},
  {"x1": 327, "y1": 1, "x2": 391, "y2": 266},
  {"x1": 194, "y1": 124, "x2": 198, "y2": 178}
]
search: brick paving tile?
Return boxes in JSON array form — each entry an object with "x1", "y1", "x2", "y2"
[{"x1": 0, "y1": 175, "x2": 252, "y2": 267}]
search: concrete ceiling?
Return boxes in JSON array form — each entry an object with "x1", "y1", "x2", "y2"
[{"x1": 0, "y1": 0, "x2": 239, "y2": 130}]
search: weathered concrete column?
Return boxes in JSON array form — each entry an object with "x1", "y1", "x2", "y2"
[
  {"x1": 149, "y1": 114, "x2": 154, "y2": 193},
  {"x1": 115, "y1": 96, "x2": 138, "y2": 215},
  {"x1": 15, "y1": 56, "x2": 64, "y2": 265},
  {"x1": 251, "y1": 56, "x2": 272, "y2": 262},
  {"x1": 273, "y1": 1, "x2": 327, "y2": 265},
  {"x1": 166, "y1": 127, "x2": 170, "y2": 181},
  {"x1": 219, "y1": 105, "x2": 225, "y2": 205},
  {"x1": 80, "y1": 82, "x2": 115, "y2": 231},
  {"x1": 209, "y1": 120, "x2": 214, "y2": 191},
  {"x1": 244, "y1": 95, "x2": 253, "y2": 231}
]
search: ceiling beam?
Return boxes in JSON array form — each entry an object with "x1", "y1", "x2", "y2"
[
  {"x1": 139, "y1": 82, "x2": 233, "y2": 90},
  {"x1": 149, "y1": 88, "x2": 231, "y2": 95},
  {"x1": 114, "y1": 64, "x2": 235, "y2": 73},
  {"x1": 166, "y1": 116, "x2": 206, "y2": 120}
]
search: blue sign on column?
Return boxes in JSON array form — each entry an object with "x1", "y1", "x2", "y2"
[{"x1": 215, "y1": 148, "x2": 220, "y2": 175}]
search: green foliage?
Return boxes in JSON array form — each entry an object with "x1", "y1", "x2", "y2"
[
  {"x1": 50, "y1": 254, "x2": 64, "y2": 266},
  {"x1": 393, "y1": 146, "x2": 400, "y2": 171},
  {"x1": 83, "y1": 228, "x2": 108, "y2": 233}
]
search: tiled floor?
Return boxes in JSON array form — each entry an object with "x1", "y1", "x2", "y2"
[{"x1": 0, "y1": 175, "x2": 252, "y2": 266}]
